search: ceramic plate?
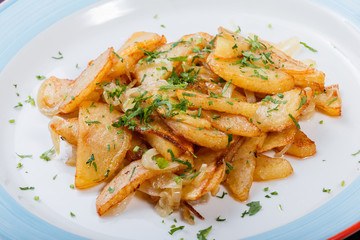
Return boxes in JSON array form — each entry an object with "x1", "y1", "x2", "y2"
[{"x1": 1, "y1": 0, "x2": 360, "y2": 239}]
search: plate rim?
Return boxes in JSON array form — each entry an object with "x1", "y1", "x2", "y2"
[{"x1": 0, "y1": 0, "x2": 359, "y2": 239}]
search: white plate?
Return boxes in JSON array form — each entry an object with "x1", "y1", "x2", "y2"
[{"x1": 1, "y1": 0, "x2": 360, "y2": 239}]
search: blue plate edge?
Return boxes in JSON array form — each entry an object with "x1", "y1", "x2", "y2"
[{"x1": 0, "y1": 0, "x2": 359, "y2": 239}]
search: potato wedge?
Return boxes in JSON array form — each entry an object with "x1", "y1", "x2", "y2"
[
  {"x1": 182, "y1": 149, "x2": 225, "y2": 200},
  {"x1": 207, "y1": 53, "x2": 295, "y2": 94},
  {"x1": 214, "y1": 27, "x2": 249, "y2": 58},
  {"x1": 109, "y1": 32, "x2": 167, "y2": 78},
  {"x1": 96, "y1": 156, "x2": 189, "y2": 216},
  {"x1": 165, "y1": 119, "x2": 229, "y2": 150},
  {"x1": 202, "y1": 110, "x2": 261, "y2": 137},
  {"x1": 284, "y1": 130, "x2": 316, "y2": 158},
  {"x1": 251, "y1": 88, "x2": 309, "y2": 132},
  {"x1": 75, "y1": 101, "x2": 132, "y2": 189},
  {"x1": 131, "y1": 119, "x2": 194, "y2": 160},
  {"x1": 176, "y1": 89, "x2": 258, "y2": 118},
  {"x1": 314, "y1": 84, "x2": 341, "y2": 116},
  {"x1": 96, "y1": 160, "x2": 160, "y2": 216},
  {"x1": 59, "y1": 48, "x2": 114, "y2": 114},
  {"x1": 253, "y1": 154, "x2": 293, "y2": 181},
  {"x1": 224, "y1": 136, "x2": 265, "y2": 201},
  {"x1": 258, "y1": 127, "x2": 297, "y2": 153}
]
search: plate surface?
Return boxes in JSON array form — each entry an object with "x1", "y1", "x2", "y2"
[{"x1": 1, "y1": 0, "x2": 360, "y2": 239}]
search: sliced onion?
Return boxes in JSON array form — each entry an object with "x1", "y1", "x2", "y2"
[
  {"x1": 244, "y1": 89, "x2": 257, "y2": 103},
  {"x1": 102, "y1": 193, "x2": 135, "y2": 217},
  {"x1": 141, "y1": 148, "x2": 179, "y2": 171},
  {"x1": 274, "y1": 36, "x2": 300, "y2": 57},
  {"x1": 274, "y1": 143, "x2": 292, "y2": 158},
  {"x1": 222, "y1": 83, "x2": 235, "y2": 98},
  {"x1": 301, "y1": 59, "x2": 317, "y2": 67}
]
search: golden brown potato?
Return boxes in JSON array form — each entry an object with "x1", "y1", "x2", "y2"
[
  {"x1": 182, "y1": 149, "x2": 225, "y2": 200},
  {"x1": 259, "y1": 127, "x2": 297, "y2": 153},
  {"x1": 176, "y1": 89, "x2": 258, "y2": 118},
  {"x1": 224, "y1": 136, "x2": 265, "y2": 201},
  {"x1": 284, "y1": 130, "x2": 316, "y2": 158},
  {"x1": 253, "y1": 154, "x2": 293, "y2": 181},
  {"x1": 293, "y1": 69, "x2": 325, "y2": 91},
  {"x1": 132, "y1": 32, "x2": 213, "y2": 85},
  {"x1": 96, "y1": 160, "x2": 160, "y2": 216},
  {"x1": 131, "y1": 119, "x2": 194, "y2": 160},
  {"x1": 314, "y1": 84, "x2": 341, "y2": 116},
  {"x1": 109, "y1": 32, "x2": 167, "y2": 78},
  {"x1": 214, "y1": 27, "x2": 250, "y2": 58},
  {"x1": 202, "y1": 110, "x2": 261, "y2": 137},
  {"x1": 75, "y1": 101, "x2": 132, "y2": 189},
  {"x1": 165, "y1": 119, "x2": 229, "y2": 150},
  {"x1": 207, "y1": 53, "x2": 295, "y2": 94},
  {"x1": 251, "y1": 88, "x2": 309, "y2": 132}
]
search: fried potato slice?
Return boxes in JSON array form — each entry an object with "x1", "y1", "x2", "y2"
[
  {"x1": 176, "y1": 89, "x2": 258, "y2": 118},
  {"x1": 96, "y1": 160, "x2": 160, "y2": 216},
  {"x1": 58, "y1": 48, "x2": 114, "y2": 114},
  {"x1": 258, "y1": 127, "x2": 297, "y2": 153},
  {"x1": 252, "y1": 88, "x2": 309, "y2": 132},
  {"x1": 202, "y1": 110, "x2": 261, "y2": 137},
  {"x1": 75, "y1": 101, "x2": 132, "y2": 189},
  {"x1": 207, "y1": 53, "x2": 294, "y2": 94},
  {"x1": 96, "y1": 156, "x2": 189, "y2": 216},
  {"x1": 284, "y1": 130, "x2": 316, "y2": 158},
  {"x1": 314, "y1": 84, "x2": 341, "y2": 116},
  {"x1": 253, "y1": 154, "x2": 293, "y2": 181},
  {"x1": 293, "y1": 69, "x2": 325, "y2": 91},
  {"x1": 214, "y1": 27, "x2": 250, "y2": 58},
  {"x1": 132, "y1": 32, "x2": 213, "y2": 85},
  {"x1": 224, "y1": 136, "x2": 265, "y2": 201},
  {"x1": 165, "y1": 119, "x2": 229, "y2": 150},
  {"x1": 182, "y1": 149, "x2": 225, "y2": 200},
  {"x1": 131, "y1": 119, "x2": 194, "y2": 160},
  {"x1": 109, "y1": 32, "x2": 167, "y2": 78}
]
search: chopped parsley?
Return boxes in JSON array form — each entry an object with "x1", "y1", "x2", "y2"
[
  {"x1": 322, "y1": 188, "x2": 331, "y2": 193},
  {"x1": 327, "y1": 97, "x2": 338, "y2": 106},
  {"x1": 14, "y1": 102, "x2": 23, "y2": 109},
  {"x1": 168, "y1": 149, "x2": 192, "y2": 169},
  {"x1": 70, "y1": 212, "x2": 76, "y2": 217},
  {"x1": 19, "y1": 186, "x2": 35, "y2": 190},
  {"x1": 129, "y1": 166, "x2": 136, "y2": 181},
  {"x1": 216, "y1": 216, "x2": 226, "y2": 222},
  {"x1": 168, "y1": 225, "x2": 184, "y2": 235},
  {"x1": 25, "y1": 96, "x2": 35, "y2": 106},
  {"x1": 9, "y1": 119, "x2": 15, "y2": 123},
  {"x1": 16, "y1": 153, "x2": 32, "y2": 159},
  {"x1": 155, "y1": 157, "x2": 170, "y2": 169},
  {"x1": 86, "y1": 154, "x2": 97, "y2": 172},
  {"x1": 197, "y1": 226, "x2": 212, "y2": 240},
  {"x1": 34, "y1": 196, "x2": 40, "y2": 201},
  {"x1": 40, "y1": 147, "x2": 55, "y2": 161},
  {"x1": 36, "y1": 75, "x2": 46, "y2": 80},
  {"x1": 52, "y1": 51, "x2": 63, "y2": 60},
  {"x1": 296, "y1": 96, "x2": 307, "y2": 111},
  {"x1": 352, "y1": 150, "x2": 360, "y2": 156},
  {"x1": 300, "y1": 42, "x2": 317, "y2": 52},
  {"x1": 241, "y1": 201, "x2": 262, "y2": 217},
  {"x1": 108, "y1": 187, "x2": 116, "y2": 193},
  {"x1": 288, "y1": 114, "x2": 300, "y2": 129}
]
